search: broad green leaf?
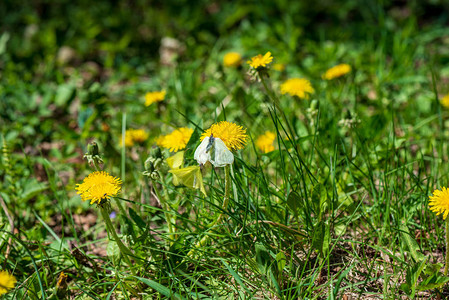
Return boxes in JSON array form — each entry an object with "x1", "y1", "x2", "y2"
[
  {"x1": 400, "y1": 222, "x2": 426, "y2": 262},
  {"x1": 107, "y1": 241, "x2": 121, "y2": 265},
  {"x1": 19, "y1": 181, "x2": 48, "y2": 203},
  {"x1": 423, "y1": 263, "x2": 444, "y2": 276},
  {"x1": 276, "y1": 252, "x2": 286, "y2": 272},
  {"x1": 336, "y1": 182, "x2": 353, "y2": 209},
  {"x1": 334, "y1": 223, "x2": 346, "y2": 236},
  {"x1": 255, "y1": 243, "x2": 271, "y2": 275},
  {"x1": 312, "y1": 220, "x2": 325, "y2": 254},
  {"x1": 398, "y1": 283, "x2": 411, "y2": 295},
  {"x1": 405, "y1": 257, "x2": 428, "y2": 298},
  {"x1": 417, "y1": 273, "x2": 449, "y2": 291}
]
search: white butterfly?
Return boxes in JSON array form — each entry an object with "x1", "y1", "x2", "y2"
[{"x1": 194, "y1": 135, "x2": 234, "y2": 167}]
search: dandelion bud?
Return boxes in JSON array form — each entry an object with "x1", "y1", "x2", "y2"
[
  {"x1": 144, "y1": 159, "x2": 155, "y2": 173},
  {"x1": 143, "y1": 147, "x2": 167, "y2": 178},
  {"x1": 143, "y1": 168, "x2": 159, "y2": 180},
  {"x1": 87, "y1": 141, "x2": 100, "y2": 156},
  {"x1": 149, "y1": 147, "x2": 163, "y2": 160},
  {"x1": 143, "y1": 158, "x2": 161, "y2": 179},
  {"x1": 153, "y1": 158, "x2": 164, "y2": 169},
  {"x1": 83, "y1": 141, "x2": 104, "y2": 167}
]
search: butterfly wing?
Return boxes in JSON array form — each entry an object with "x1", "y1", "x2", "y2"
[
  {"x1": 169, "y1": 166, "x2": 206, "y2": 196},
  {"x1": 166, "y1": 151, "x2": 184, "y2": 169},
  {"x1": 212, "y1": 138, "x2": 234, "y2": 167},
  {"x1": 194, "y1": 137, "x2": 212, "y2": 166}
]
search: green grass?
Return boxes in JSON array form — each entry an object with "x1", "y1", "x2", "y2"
[{"x1": 2, "y1": 0, "x2": 449, "y2": 299}]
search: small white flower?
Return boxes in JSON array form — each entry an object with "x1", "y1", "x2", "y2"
[{"x1": 194, "y1": 135, "x2": 234, "y2": 167}]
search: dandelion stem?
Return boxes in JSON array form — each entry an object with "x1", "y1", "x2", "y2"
[
  {"x1": 187, "y1": 165, "x2": 232, "y2": 258},
  {"x1": 100, "y1": 206, "x2": 136, "y2": 275},
  {"x1": 445, "y1": 217, "x2": 449, "y2": 276}
]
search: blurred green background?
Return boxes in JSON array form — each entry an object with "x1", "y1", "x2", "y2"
[
  {"x1": 2, "y1": 0, "x2": 449, "y2": 144},
  {"x1": 2, "y1": 0, "x2": 449, "y2": 76}
]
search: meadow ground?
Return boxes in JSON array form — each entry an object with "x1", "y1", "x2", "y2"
[{"x1": 1, "y1": 1, "x2": 449, "y2": 299}]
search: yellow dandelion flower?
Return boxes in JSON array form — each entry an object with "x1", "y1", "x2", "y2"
[
  {"x1": 247, "y1": 52, "x2": 273, "y2": 69},
  {"x1": 155, "y1": 135, "x2": 166, "y2": 147},
  {"x1": 145, "y1": 90, "x2": 166, "y2": 106},
  {"x1": 256, "y1": 131, "x2": 276, "y2": 153},
  {"x1": 121, "y1": 134, "x2": 134, "y2": 147},
  {"x1": 160, "y1": 127, "x2": 193, "y2": 152},
  {"x1": 272, "y1": 63, "x2": 285, "y2": 72},
  {"x1": 120, "y1": 129, "x2": 149, "y2": 147},
  {"x1": 441, "y1": 93, "x2": 449, "y2": 109},
  {"x1": 0, "y1": 271, "x2": 16, "y2": 295},
  {"x1": 76, "y1": 171, "x2": 122, "y2": 205},
  {"x1": 130, "y1": 129, "x2": 149, "y2": 143},
  {"x1": 429, "y1": 187, "x2": 449, "y2": 219},
  {"x1": 201, "y1": 121, "x2": 247, "y2": 151},
  {"x1": 223, "y1": 52, "x2": 242, "y2": 67},
  {"x1": 280, "y1": 78, "x2": 315, "y2": 99},
  {"x1": 322, "y1": 64, "x2": 351, "y2": 80}
]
